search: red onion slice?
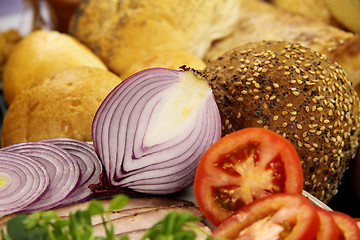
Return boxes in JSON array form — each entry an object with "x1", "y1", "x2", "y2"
[
  {"x1": 2, "y1": 142, "x2": 81, "y2": 212},
  {"x1": 92, "y1": 68, "x2": 221, "y2": 194},
  {"x1": 42, "y1": 138, "x2": 102, "y2": 206},
  {"x1": 0, "y1": 151, "x2": 50, "y2": 217}
]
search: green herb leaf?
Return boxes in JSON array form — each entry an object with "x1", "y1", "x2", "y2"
[
  {"x1": 6, "y1": 214, "x2": 48, "y2": 240},
  {"x1": 141, "y1": 211, "x2": 201, "y2": 240},
  {"x1": 88, "y1": 200, "x2": 105, "y2": 216},
  {"x1": 108, "y1": 194, "x2": 129, "y2": 212},
  {"x1": 69, "y1": 209, "x2": 94, "y2": 240}
]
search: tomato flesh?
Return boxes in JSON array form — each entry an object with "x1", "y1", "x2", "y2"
[
  {"x1": 212, "y1": 141, "x2": 288, "y2": 212},
  {"x1": 331, "y1": 211, "x2": 360, "y2": 240},
  {"x1": 315, "y1": 208, "x2": 339, "y2": 240},
  {"x1": 212, "y1": 193, "x2": 320, "y2": 240},
  {"x1": 194, "y1": 128, "x2": 303, "y2": 226}
]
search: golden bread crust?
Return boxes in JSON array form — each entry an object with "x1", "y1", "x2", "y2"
[
  {"x1": 3, "y1": 30, "x2": 107, "y2": 105},
  {"x1": 1, "y1": 66, "x2": 121, "y2": 147},
  {"x1": 69, "y1": 0, "x2": 241, "y2": 78},
  {"x1": 122, "y1": 49, "x2": 206, "y2": 79}
]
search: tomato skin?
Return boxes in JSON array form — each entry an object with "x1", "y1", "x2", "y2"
[
  {"x1": 315, "y1": 208, "x2": 339, "y2": 240},
  {"x1": 330, "y1": 211, "x2": 360, "y2": 240},
  {"x1": 212, "y1": 193, "x2": 320, "y2": 240},
  {"x1": 194, "y1": 128, "x2": 303, "y2": 226}
]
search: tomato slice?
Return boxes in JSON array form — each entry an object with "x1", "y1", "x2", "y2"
[
  {"x1": 212, "y1": 193, "x2": 320, "y2": 240},
  {"x1": 194, "y1": 128, "x2": 303, "y2": 226},
  {"x1": 330, "y1": 211, "x2": 360, "y2": 240},
  {"x1": 315, "y1": 208, "x2": 339, "y2": 240},
  {"x1": 356, "y1": 219, "x2": 360, "y2": 230}
]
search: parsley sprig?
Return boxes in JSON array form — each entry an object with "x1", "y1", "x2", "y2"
[{"x1": 1, "y1": 195, "x2": 224, "y2": 240}]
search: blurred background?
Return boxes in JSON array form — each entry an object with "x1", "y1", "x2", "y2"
[{"x1": 0, "y1": 0, "x2": 79, "y2": 35}]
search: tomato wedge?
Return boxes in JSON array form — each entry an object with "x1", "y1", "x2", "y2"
[
  {"x1": 212, "y1": 193, "x2": 320, "y2": 240},
  {"x1": 331, "y1": 211, "x2": 360, "y2": 240},
  {"x1": 315, "y1": 208, "x2": 339, "y2": 240},
  {"x1": 194, "y1": 128, "x2": 303, "y2": 226}
]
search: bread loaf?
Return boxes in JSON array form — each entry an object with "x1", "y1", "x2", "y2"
[{"x1": 68, "y1": 0, "x2": 241, "y2": 79}]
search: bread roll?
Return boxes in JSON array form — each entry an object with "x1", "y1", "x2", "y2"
[
  {"x1": 122, "y1": 49, "x2": 206, "y2": 79},
  {"x1": 68, "y1": 0, "x2": 241, "y2": 79},
  {"x1": 205, "y1": 0, "x2": 360, "y2": 95},
  {"x1": 1, "y1": 66, "x2": 121, "y2": 147},
  {"x1": 0, "y1": 29, "x2": 22, "y2": 82},
  {"x1": 203, "y1": 41, "x2": 360, "y2": 203},
  {"x1": 3, "y1": 30, "x2": 107, "y2": 105}
]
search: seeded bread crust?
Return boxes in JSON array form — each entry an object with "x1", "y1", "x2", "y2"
[{"x1": 203, "y1": 41, "x2": 360, "y2": 203}]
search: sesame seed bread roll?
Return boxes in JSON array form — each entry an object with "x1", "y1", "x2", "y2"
[
  {"x1": 205, "y1": 0, "x2": 360, "y2": 95},
  {"x1": 3, "y1": 30, "x2": 107, "y2": 105},
  {"x1": 1, "y1": 66, "x2": 121, "y2": 147},
  {"x1": 203, "y1": 41, "x2": 360, "y2": 203}
]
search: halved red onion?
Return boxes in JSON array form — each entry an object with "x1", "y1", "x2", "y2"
[
  {"x1": 2, "y1": 142, "x2": 81, "y2": 212},
  {"x1": 92, "y1": 68, "x2": 221, "y2": 194},
  {"x1": 42, "y1": 138, "x2": 102, "y2": 206},
  {"x1": 0, "y1": 151, "x2": 50, "y2": 217}
]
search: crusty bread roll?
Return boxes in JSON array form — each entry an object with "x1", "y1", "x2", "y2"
[
  {"x1": 122, "y1": 49, "x2": 206, "y2": 79},
  {"x1": 3, "y1": 30, "x2": 107, "y2": 105},
  {"x1": 1, "y1": 66, "x2": 121, "y2": 147},
  {"x1": 205, "y1": 0, "x2": 360, "y2": 95},
  {"x1": 203, "y1": 41, "x2": 360, "y2": 203},
  {"x1": 68, "y1": 0, "x2": 241, "y2": 79}
]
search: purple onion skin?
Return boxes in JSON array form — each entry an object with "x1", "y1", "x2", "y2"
[
  {"x1": 2, "y1": 141, "x2": 81, "y2": 212},
  {"x1": 41, "y1": 138, "x2": 102, "y2": 206},
  {"x1": 91, "y1": 68, "x2": 222, "y2": 195}
]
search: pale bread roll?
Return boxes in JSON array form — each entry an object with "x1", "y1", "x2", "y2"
[
  {"x1": 69, "y1": 0, "x2": 241, "y2": 79},
  {"x1": 1, "y1": 66, "x2": 121, "y2": 147},
  {"x1": 3, "y1": 30, "x2": 107, "y2": 105},
  {"x1": 122, "y1": 49, "x2": 206, "y2": 79}
]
